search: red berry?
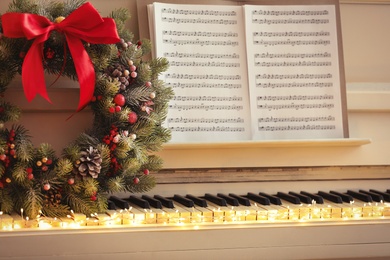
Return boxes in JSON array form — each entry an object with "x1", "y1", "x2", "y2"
[
  {"x1": 133, "y1": 177, "x2": 139, "y2": 184},
  {"x1": 26, "y1": 167, "x2": 33, "y2": 174},
  {"x1": 46, "y1": 159, "x2": 52, "y2": 165},
  {"x1": 109, "y1": 107, "x2": 115, "y2": 113},
  {"x1": 114, "y1": 94, "x2": 126, "y2": 106},
  {"x1": 91, "y1": 195, "x2": 97, "y2": 201},
  {"x1": 143, "y1": 169, "x2": 149, "y2": 175},
  {"x1": 43, "y1": 183, "x2": 50, "y2": 191},
  {"x1": 0, "y1": 154, "x2": 7, "y2": 161},
  {"x1": 27, "y1": 173, "x2": 34, "y2": 180},
  {"x1": 68, "y1": 178, "x2": 75, "y2": 185},
  {"x1": 128, "y1": 112, "x2": 138, "y2": 124},
  {"x1": 115, "y1": 106, "x2": 121, "y2": 112}
]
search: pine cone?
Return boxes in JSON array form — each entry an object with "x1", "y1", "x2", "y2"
[
  {"x1": 75, "y1": 146, "x2": 102, "y2": 179},
  {"x1": 44, "y1": 189, "x2": 62, "y2": 208},
  {"x1": 105, "y1": 63, "x2": 130, "y2": 91}
]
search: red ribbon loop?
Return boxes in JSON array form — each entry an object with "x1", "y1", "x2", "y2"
[{"x1": 1, "y1": 2, "x2": 120, "y2": 111}]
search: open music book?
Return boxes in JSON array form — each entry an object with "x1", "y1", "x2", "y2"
[{"x1": 147, "y1": 1, "x2": 348, "y2": 143}]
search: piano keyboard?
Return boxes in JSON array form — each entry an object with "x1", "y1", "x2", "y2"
[
  {"x1": 1, "y1": 188, "x2": 389, "y2": 230},
  {"x1": 104, "y1": 189, "x2": 390, "y2": 225}
]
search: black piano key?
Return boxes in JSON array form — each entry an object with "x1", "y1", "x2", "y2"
[
  {"x1": 300, "y1": 191, "x2": 324, "y2": 204},
  {"x1": 369, "y1": 189, "x2": 390, "y2": 202},
  {"x1": 318, "y1": 191, "x2": 343, "y2": 204},
  {"x1": 154, "y1": 195, "x2": 175, "y2": 208},
  {"x1": 128, "y1": 195, "x2": 151, "y2": 209},
  {"x1": 142, "y1": 195, "x2": 162, "y2": 209},
  {"x1": 217, "y1": 193, "x2": 239, "y2": 206},
  {"x1": 109, "y1": 196, "x2": 130, "y2": 209},
  {"x1": 204, "y1": 193, "x2": 228, "y2": 207},
  {"x1": 289, "y1": 191, "x2": 312, "y2": 204},
  {"x1": 246, "y1": 192, "x2": 270, "y2": 205},
  {"x1": 186, "y1": 194, "x2": 208, "y2": 207},
  {"x1": 330, "y1": 190, "x2": 354, "y2": 203},
  {"x1": 107, "y1": 199, "x2": 116, "y2": 210},
  {"x1": 173, "y1": 194, "x2": 195, "y2": 208},
  {"x1": 229, "y1": 193, "x2": 251, "y2": 206},
  {"x1": 259, "y1": 192, "x2": 282, "y2": 205},
  {"x1": 346, "y1": 190, "x2": 373, "y2": 203},
  {"x1": 276, "y1": 192, "x2": 301, "y2": 205},
  {"x1": 359, "y1": 190, "x2": 384, "y2": 202}
]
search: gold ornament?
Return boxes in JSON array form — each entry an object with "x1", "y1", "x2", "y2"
[
  {"x1": 54, "y1": 16, "x2": 65, "y2": 23},
  {"x1": 42, "y1": 157, "x2": 48, "y2": 163},
  {"x1": 36, "y1": 161, "x2": 42, "y2": 167}
]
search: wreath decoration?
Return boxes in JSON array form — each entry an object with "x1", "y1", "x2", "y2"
[{"x1": 0, "y1": 0, "x2": 173, "y2": 218}]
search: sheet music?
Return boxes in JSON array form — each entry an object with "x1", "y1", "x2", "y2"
[
  {"x1": 244, "y1": 5, "x2": 345, "y2": 140},
  {"x1": 150, "y1": 3, "x2": 252, "y2": 143},
  {"x1": 149, "y1": 2, "x2": 347, "y2": 143}
]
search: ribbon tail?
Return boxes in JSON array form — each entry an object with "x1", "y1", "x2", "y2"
[
  {"x1": 66, "y1": 35, "x2": 95, "y2": 112},
  {"x1": 22, "y1": 41, "x2": 52, "y2": 103}
]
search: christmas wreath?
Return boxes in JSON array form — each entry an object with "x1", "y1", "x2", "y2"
[{"x1": 0, "y1": 0, "x2": 173, "y2": 218}]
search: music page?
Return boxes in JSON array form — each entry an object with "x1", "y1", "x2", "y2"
[
  {"x1": 150, "y1": 3, "x2": 252, "y2": 143},
  {"x1": 244, "y1": 5, "x2": 345, "y2": 140}
]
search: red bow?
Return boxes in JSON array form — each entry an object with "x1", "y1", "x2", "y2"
[{"x1": 1, "y1": 2, "x2": 120, "y2": 111}]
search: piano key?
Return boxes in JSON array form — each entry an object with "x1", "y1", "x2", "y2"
[
  {"x1": 109, "y1": 196, "x2": 130, "y2": 209},
  {"x1": 204, "y1": 193, "x2": 228, "y2": 207},
  {"x1": 217, "y1": 193, "x2": 240, "y2": 206},
  {"x1": 141, "y1": 195, "x2": 162, "y2": 209},
  {"x1": 228, "y1": 193, "x2": 251, "y2": 206},
  {"x1": 369, "y1": 189, "x2": 390, "y2": 202},
  {"x1": 329, "y1": 191, "x2": 354, "y2": 203},
  {"x1": 359, "y1": 190, "x2": 384, "y2": 202},
  {"x1": 186, "y1": 194, "x2": 208, "y2": 207},
  {"x1": 238, "y1": 199, "x2": 271, "y2": 221},
  {"x1": 129, "y1": 195, "x2": 151, "y2": 209},
  {"x1": 289, "y1": 191, "x2": 313, "y2": 204},
  {"x1": 276, "y1": 192, "x2": 301, "y2": 205},
  {"x1": 184, "y1": 195, "x2": 214, "y2": 222},
  {"x1": 300, "y1": 191, "x2": 324, "y2": 204},
  {"x1": 259, "y1": 192, "x2": 282, "y2": 205},
  {"x1": 346, "y1": 190, "x2": 373, "y2": 203},
  {"x1": 246, "y1": 192, "x2": 270, "y2": 205},
  {"x1": 172, "y1": 194, "x2": 195, "y2": 208},
  {"x1": 318, "y1": 191, "x2": 343, "y2": 204},
  {"x1": 154, "y1": 195, "x2": 175, "y2": 208}
]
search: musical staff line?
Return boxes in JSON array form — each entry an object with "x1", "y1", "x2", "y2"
[
  {"x1": 168, "y1": 117, "x2": 245, "y2": 124},
  {"x1": 254, "y1": 52, "x2": 331, "y2": 59},
  {"x1": 163, "y1": 39, "x2": 239, "y2": 47},
  {"x1": 169, "y1": 104, "x2": 244, "y2": 111},
  {"x1": 256, "y1": 73, "x2": 332, "y2": 80},
  {"x1": 168, "y1": 82, "x2": 242, "y2": 89},
  {"x1": 252, "y1": 18, "x2": 329, "y2": 25},
  {"x1": 162, "y1": 17, "x2": 238, "y2": 25},
  {"x1": 170, "y1": 61, "x2": 240, "y2": 67},
  {"x1": 165, "y1": 74, "x2": 241, "y2": 80},
  {"x1": 256, "y1": 82, "x2": 333, "y2": 88},
  {"x1": 258, "y1": 124, "x2": 336, "y2": 131},
  {"x1": 258, "y1": 116, "x2": 335, "y2": 123},
  {"x1": 253, "y1": 31, "x2": 330, "y2": 37},
  {"x1": 255, "y1": 61, "x2": 331, "y2": 67},
  {"x1": 170, "y1": 126, "x2": 245, "y2": 132},
  {"x1": 257, "y1": 94, "x2": 334, "y2": 101},
  {"x1": 257, "y1": 103, "x2": 335, "y2": 110},
  {"x1": 161, "y1": 8, "x2": 237, "y2": 16},
  {"x1": 163, "y1": 52, "x2": 240, "y2": 59},
  {"x1": 252, "y1": 10, "x2": 329, "y2": 16},
  {"x1": 254, "y1": 39, "x2": 330, "y2": 47},
  {"x1": 172, "y1": 96, "x2": 243, "y2": 102},
  {"x1": 163, "y1": 30, "x2": 239, "y2": 37}
]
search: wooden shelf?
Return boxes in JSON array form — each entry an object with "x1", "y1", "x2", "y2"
[{"x1": 162, "y1": 138, "x2": 371, "y2": 150}]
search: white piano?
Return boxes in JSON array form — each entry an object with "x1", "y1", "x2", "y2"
[{"x1": 1, "y1": 0, "x2": 390, "y2": 259}]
